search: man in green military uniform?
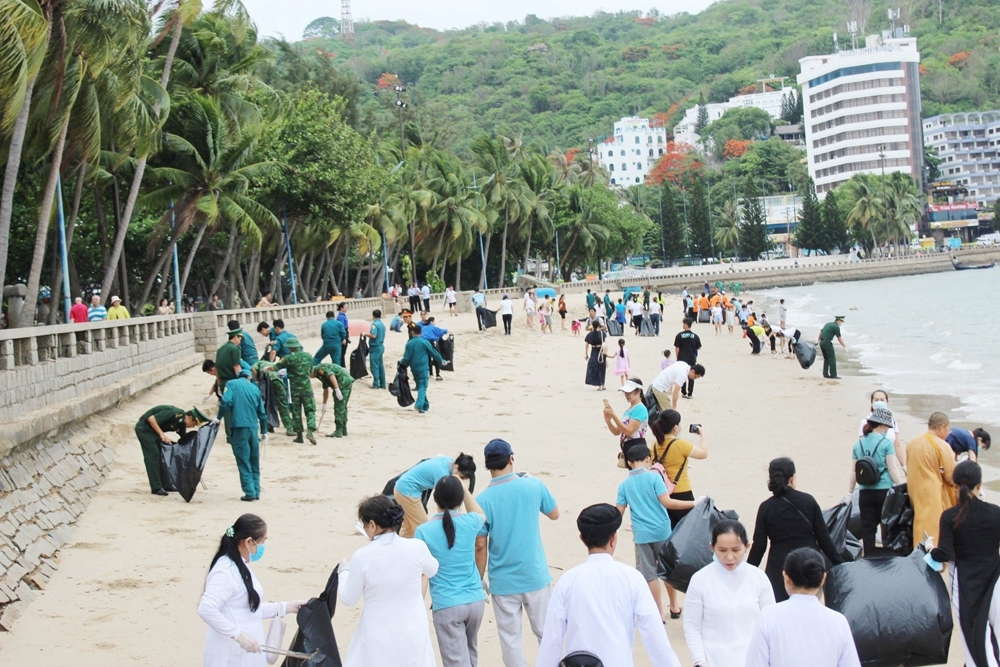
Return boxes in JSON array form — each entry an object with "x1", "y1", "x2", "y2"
[
  {"x1": 313, "y1": 310, "x2": 347, "y2": 366},
  {"x1": 218, "y1": 371, "x2": 267, "y2": 501},
  {"x1": 313, "y1": 363, "x2": 353, "y2": 437},
  {"x1": 363, "y1": 309, "x2": 387, "y2": 389},
  {"x1": 817, "y1": 315, "x2": 848, "y2": 379},
  {"x1": 399, "y1": 322, "x2": 449, "y2": 414},
  {"x1": 275, "y1": 336, "x2": 317, "y2": 444},
  {"x1": 135, "y1": 406, "x2": 209, "y2": 496},
  {"x1": 251, "y1": 359, "x2": 294, "y2": 435},
  {"x1": 215, "y1": 326, "x2": 244, "y2": 391}
]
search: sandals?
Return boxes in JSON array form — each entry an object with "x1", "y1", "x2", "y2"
[{"x1": 669, "y1": 608, "x2": 682, "y2": 619}]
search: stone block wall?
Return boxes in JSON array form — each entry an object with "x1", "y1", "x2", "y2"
[{"x1": 0, "y1": 421, "x2": 121, "y2": 630}]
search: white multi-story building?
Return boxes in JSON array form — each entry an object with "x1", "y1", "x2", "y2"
[
  {"x1": 923, "y1": 111, "x2": 1000, "y2": 206},
  {"x1": 797, "y1": 32, "x2": 923, "y2": 196},
  {"x1": 597, "y1": 117, "x2": 669, "y2": 187},
  {"x1": 672, "y1": 86, "x2": 796, "y2": 147}
]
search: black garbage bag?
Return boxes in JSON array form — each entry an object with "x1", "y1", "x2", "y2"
[
  {"x1": 848, "y1": 488, "x2": 863, "y2": 537},
  {"x1": 639, "y1": 315, "x2": 656, "y2": 336},
  {"x1": 436, "y1": 335, "x2": 455, "y2": 372},
  {"x1": 389, "y1": 364, "x2": 415, "y2": 407},
  {"x1": 159, "y1": 421, "x2": 219, "y2": 502},
  {"x1": 605, "y1": 319, "x2": 624, "y2": 336},
  {"x1": 880, "y1": 483, "x2": 914, "y2": 556},
  {"x1": 282, "y1": 565, "x2": 343, "y2": 667},
  {"x1": 657, "y1": 497, "x2": 739, "y2": 593},
  {"x1": 823, "y1": 501, "x2": 857, "y2": 563},
  {"x1": 560, "y1": 651, "x2": 604, "y2": 667},
  {"x1": 793, "y1": 341, "x2": 817, "y2": 369},
  {"x1": 824, "y1": 548, "x2": 952, "y2": 667},
  {"x1": 349, "y1": 338, "x2": 369, "y2": 380},
  {"x1": 643, "y1": 387, "x2": 661, "y2": 425},
  {"x1": 477, "y1": 307, "x2": 498, "y2": 329},
  {"x1": 258, "y1": 377, "x2": 281, "y2": 430},
  {"x1": 698, "y1": 309, "x2": 711, "y2": 323}
]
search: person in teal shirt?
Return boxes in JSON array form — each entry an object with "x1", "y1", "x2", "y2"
[
  {"x1": 266, "y1": 319, "x2": 294, "y2": 360},
  {"x1": 314, "y1": 310, "x2": 347, "y2": 366},
  {"x1": 603, "y1": 290, "x2": 614, "y2": 320},
  {"x1": 217, "y1": 372, "x2": 267, "y2": 501},
  {"x1": 395, "y1": 454, "x2": 477, "y2": 537},
  {"x1": 616, "y1": 444, "x2": 696, "y2": 620},
  {"x1": 399, "y1": 323, "x2": 448, "y2": 413},
  {"x1": 585, "y1": 289, "x2": 596, "y2": 311},
  {"x1": 228, "y1": 318, "x2": 258, "y2": 366},
  {"x1": 475, "y1": 439, "x2": 559, "y2": 666},
  {"x1": 850, "y1": 406, "x2": 904, "y2": 556},
  {"x1": 363, "y1": 309, "x2": 387, "y2": 389},
  {"x1": 415, "y1": 476, "x2": 487, "y2": 667}
]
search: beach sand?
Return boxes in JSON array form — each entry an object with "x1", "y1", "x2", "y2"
[{"x1": 0, "y1": 294, "x2": 975, "y2": 665}]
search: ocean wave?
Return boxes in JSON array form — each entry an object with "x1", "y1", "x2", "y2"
[{"x1": 947, "y1": 360, "x2": 984, "y2": 371}]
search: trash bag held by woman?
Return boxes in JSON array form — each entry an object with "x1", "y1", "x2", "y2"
[{"x1": 656, "y1": 497, "x2": 738, "y2": 593}]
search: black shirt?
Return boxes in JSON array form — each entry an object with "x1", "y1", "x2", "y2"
[{"x1": 673, "y1": 330, "x2": 701, "y2": 364}]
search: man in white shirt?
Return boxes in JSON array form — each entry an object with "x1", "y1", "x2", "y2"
[
  {"x1": 523, "y1": 290, "x2": 536, "y2": 330},
  {"x1": 536, "y1": 504, "x2": 681, "y2": 667},
  {"x1": 651, "y1": 361, "x2": 706, "y2": 410},
  {"x1": 445, "y1": 286, "x2": 457, "y2": 316},
  {"x1": 627, "y1": 298, "x2": 643, "y2": 335},
  {"x1": 648, "y1": 299, "x2": 662, "y2": 336}
]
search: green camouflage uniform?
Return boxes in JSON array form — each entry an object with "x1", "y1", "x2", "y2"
[
  {"x1": 275, "y1": 340, "x2": 317, "y2": 439},
  {"x1": 314, "y1": 363, "x2": 354, "y2": 437},
  {"x1": 251, "y1": 359, "x2": 293, "y2": 432}
]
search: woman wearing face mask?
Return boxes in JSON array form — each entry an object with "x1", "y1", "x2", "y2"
[
  {"x1": 925, "y1": 461, "x2": 1000, "y2": 667},
  {"x1": 860, "y1": 390, "x2": 905, "y2": 468},
  {"x1": 747, "y1": 458, "x2": 843, "y2": 602},
  {"x1": 684, "y1": 520, "x2": 775, "y2": 667},
  {"x1": 339, "y1": 495, "x2": 439, "y2": 667},
  {"x1": 198, "y1": 514, "x2": 304, "y2": 666}
]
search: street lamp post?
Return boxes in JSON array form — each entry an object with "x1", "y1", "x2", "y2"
[
  {"x1": 878, "y1": 144, "x2": 888, "y2": 255},
  {"x1": 395, "y1": 84, "x2": 416, "y2": 285}
]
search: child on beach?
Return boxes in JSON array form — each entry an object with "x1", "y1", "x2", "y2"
[
  {"x1": 711, "y1": 303, "x2": 723, "y2": 335},
  {"x1": 571, "y1": 319, "x2": 582, "y2": 335},
  {"x1": 614, "y1": 339, "x2": 631, "y2": 385},
  {"x1": 661, "y1": 350, "x2": 675, "y2": 369}
]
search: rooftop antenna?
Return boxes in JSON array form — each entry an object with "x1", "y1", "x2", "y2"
[
  {"x1": 341, "y1": 0, "x2": 355, "y2": 42},
  {"x1": 833, "y1": 31, "x2": 840, "y2": 53},
  {"x1": 846, "y1": 20, "x2": 858, "y2": 50},
  {"x1": 888, "y1": 8, "x2": 900, "y2": 36}
]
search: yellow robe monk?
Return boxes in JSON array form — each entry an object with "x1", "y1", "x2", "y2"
[{"x1": 905, "y1": 432, "x2": 956, "y2": 545}]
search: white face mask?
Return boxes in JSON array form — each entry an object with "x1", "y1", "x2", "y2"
[{"x1": 872, "y1": 400, "x2": 888, "y2": 411}]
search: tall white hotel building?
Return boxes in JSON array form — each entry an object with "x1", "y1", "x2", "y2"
[{"x1": 797, "y1": 32, "x2": 924, "y2": 196}]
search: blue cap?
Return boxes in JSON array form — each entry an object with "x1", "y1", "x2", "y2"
[{"x1": 484, "y1": 438, "x2": 514, "y2": 459}]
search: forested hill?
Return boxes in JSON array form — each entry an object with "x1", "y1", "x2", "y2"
[{"x1": 294, "y1": 0, "x2": 1000, "y2": 151}]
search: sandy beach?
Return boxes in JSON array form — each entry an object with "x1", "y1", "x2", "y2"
[{"x1": 0, "y1": 293, "x2": 978, "y2": 666}]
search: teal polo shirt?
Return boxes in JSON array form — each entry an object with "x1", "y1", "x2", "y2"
[
  {"x1": 476, "y1": 473, "x2": 557, "y2": 596},
  {"x1": 616, "y1": 468, "x2": 672, "y2": 545},
  {"x1": 852, "y1": 433, "x2": 894, "y2": 490},
  {"x1": 415, "y1": 512, "x2": 487, "y2": 611},
  {"x1": 396, "y1": 455, "x2": 452, "y2": 499}
]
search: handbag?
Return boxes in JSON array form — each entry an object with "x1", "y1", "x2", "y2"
[
  {"x1": 651, "y1": 439, "x2": 687, "y2": 495},
  {"x1": 617, "y1": 436, "x2": 647, "y2": 469}
]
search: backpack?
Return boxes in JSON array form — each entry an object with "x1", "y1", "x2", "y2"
[{"x1": 854, "y1": 436, "x2": 888, "y2": 486}]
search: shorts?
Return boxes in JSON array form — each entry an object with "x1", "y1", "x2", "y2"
[
  {"x1": 636, "y1": 541, "x2": 666, "y2": 581},
  {"x1": 559, "y1": 311, "x2": 566, "y2": 319}
]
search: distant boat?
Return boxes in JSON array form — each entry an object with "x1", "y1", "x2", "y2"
[{"x1": 952, "y1": 257, "x2": 996, "y2": 270}]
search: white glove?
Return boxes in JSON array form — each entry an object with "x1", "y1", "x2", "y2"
[
  {"x1": 261, "y1": 434, "x2": 269, "y2": 446},
  {"x1": 842, "y1": 493, "x2": 853, "y2": 505},
  {"x1": 335, "y1": 389, "x2": 344, "y2": 401},
  {"x1": 209, "y1": 419, "x2": 221, "y2": 427},
  {"x1": 202, "y1": 393, "x2": 214, "y2": 403},
  {"x1": 234, "y1": 631, "x2": 261, "y2": 653},
  {"x1": 284, "y1": 600, "x2": 306, "y2": 615},
  {"x1": 694, "y1": 495, "x2": 707, "y2": 505},
  {"x1": 277, "y1": 369, "x2": 288, "y2": 379}
]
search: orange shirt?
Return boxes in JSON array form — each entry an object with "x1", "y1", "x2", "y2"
[
  {"x1": 698, "y1": 296, "x2": 710, "y2": 311},
  {"x1": 710, "y1": 294, "x2": 722, "y2": 307},
  {"x1": 747, "y1": 314, "x2": 756, "y2": 327}
]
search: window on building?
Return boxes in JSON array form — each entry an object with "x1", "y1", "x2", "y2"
[
  {"x1": 658, "y1": 136, "x2": 663, "y2": 144},
  {"x1": 658, "y1": 149, "x2": 664, "y2": 155},
  {"x1": 620, "y1": 150, "x2": 625, "y2": 156},
  {"x1": 648, "y1": 136, "x2": 653, "y2": 144},
  {"x1": 609, "y1": 164, "x2": 615, "y2": 172},
  {"x1": 635, "y1": 177, "x2": 640, "y2": 183},
  {"x1": 611, "y1": 178, "x2": 616, "y2": 185},
  {"x1": 635, "y1": 136, "x2": 640, "y2": 144},
  {"x1": 622, "y1": 163, "x2": 627, "y2": 171}
]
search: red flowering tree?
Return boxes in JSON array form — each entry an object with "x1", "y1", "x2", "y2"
[
  {"x1": 647, "y1": 142, "x2": 702, "y2": 186},
  {"x1": 723, "y1": 139, "x2": 752, "y2": 159},
  {"x1": 377, "y1": 73, "x2": 401, "y2": 90}
]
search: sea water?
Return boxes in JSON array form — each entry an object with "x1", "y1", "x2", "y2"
[{"x1": 761, "y1": 269, "x2": 1000, "y2": 428}]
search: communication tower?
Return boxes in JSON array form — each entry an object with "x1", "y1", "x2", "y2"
[{"x1": 341, "y1": 0, "x2": 355, "y2": 42}]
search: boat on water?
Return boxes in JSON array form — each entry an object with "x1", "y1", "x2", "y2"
[{"x1": 952, "y1": 257, "x2": 996, "y2": 271}]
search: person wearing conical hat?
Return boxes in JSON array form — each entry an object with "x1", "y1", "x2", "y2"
[{"x1": 135, "y1": 406, "x2": 209, "y2": 496}]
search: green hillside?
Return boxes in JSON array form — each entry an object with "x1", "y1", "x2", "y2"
[{"x1": 292, "y1": 0, "x2": 1000, "y2": 152}]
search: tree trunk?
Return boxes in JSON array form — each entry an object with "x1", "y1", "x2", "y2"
[
  {"x1": 179, "y1": 222, "x2": 208, "y2": 298},
  {"x1": 94, "y1": 185, "x2": 110, "y2": 270},
  {"x1": 479, "y1": 232, "x2": 492, "y2": 290},
  {"x1": 455, "y1": 253, "x2": 462, "y2": 292},
  {"x1": 209, "y1": 221, "x2": 239, "y2": 298},
  {"x1": 498, "y1": 209, "x2": 510, "y2": 288},
  {"x1": 138, "y1": 235, "x2": 176, "y2": 309},
  {"x1": 21, "y1": 116, "x2": 71, "y2": 327},
  {"x1": 523, "y1": 217, "x2": 533, "y2": 277},
  {"x1": 49, "y1": 164, "x2": 86, "y2": 323},
  {"x1": 99, "y1": 19, "x2": 182, "y2": 300},
  {"x1": 0, "y1": 73, "x2": 38, "y2": 292},
  {"x1": 235, "y1": 256, "x2": 251, "y2": 307}
]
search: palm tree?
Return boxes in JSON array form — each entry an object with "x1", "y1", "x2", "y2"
[
  {"x1": 558, "y1": 185, "x2": 610, "y2": 278},
  {"x1": 517, "y1": 153, "x2": 557, "y2": 277},
  {"x1": 841, "y1": 173, "x2": 883, "y2": 253},
  {"x1": 884, "y1": 173, "x2": 920, "y2": 253},
  {"x1": 471, "y1": 134, "x2": 527, "y2": 288},
  {"x1": 21, "y1": 0, "x2": 151, "y2": 326},
  {"x1": 0, "y1": 0, "x2": 49, "y2": 292},
  {"x1": 140, "y1": 93, "x2": 279, "y2": 300},
  {"x1": 424, "y1": 154, "x2": 488, "y2": 281},
  {"x1": 714, "y1": 199, "x2": 740, "y2": 255}
]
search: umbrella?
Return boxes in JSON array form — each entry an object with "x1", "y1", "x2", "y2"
[{"x1": 159, "y1": 421, "x2": 219, "y2": 502}]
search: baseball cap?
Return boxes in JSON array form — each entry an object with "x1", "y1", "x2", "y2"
[{"x1": 484, "y1": 438, "x2": 514, "y2": 459}]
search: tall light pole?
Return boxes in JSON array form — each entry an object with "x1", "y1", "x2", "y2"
[
  {"x1": 395, "y1": 84, "x2": 415, "y2": 285},
  {"x1": 878, "y1": 144, "x2": 888, "y2": 254}
]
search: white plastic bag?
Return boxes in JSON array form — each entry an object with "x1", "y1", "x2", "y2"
[{"x1": 265, "y1": 617, "x2": 287, "y2": 665}]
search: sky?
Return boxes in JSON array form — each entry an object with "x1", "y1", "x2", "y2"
[{"x1": 236, "y1": 0, "x2": 719, "y2": 40}]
